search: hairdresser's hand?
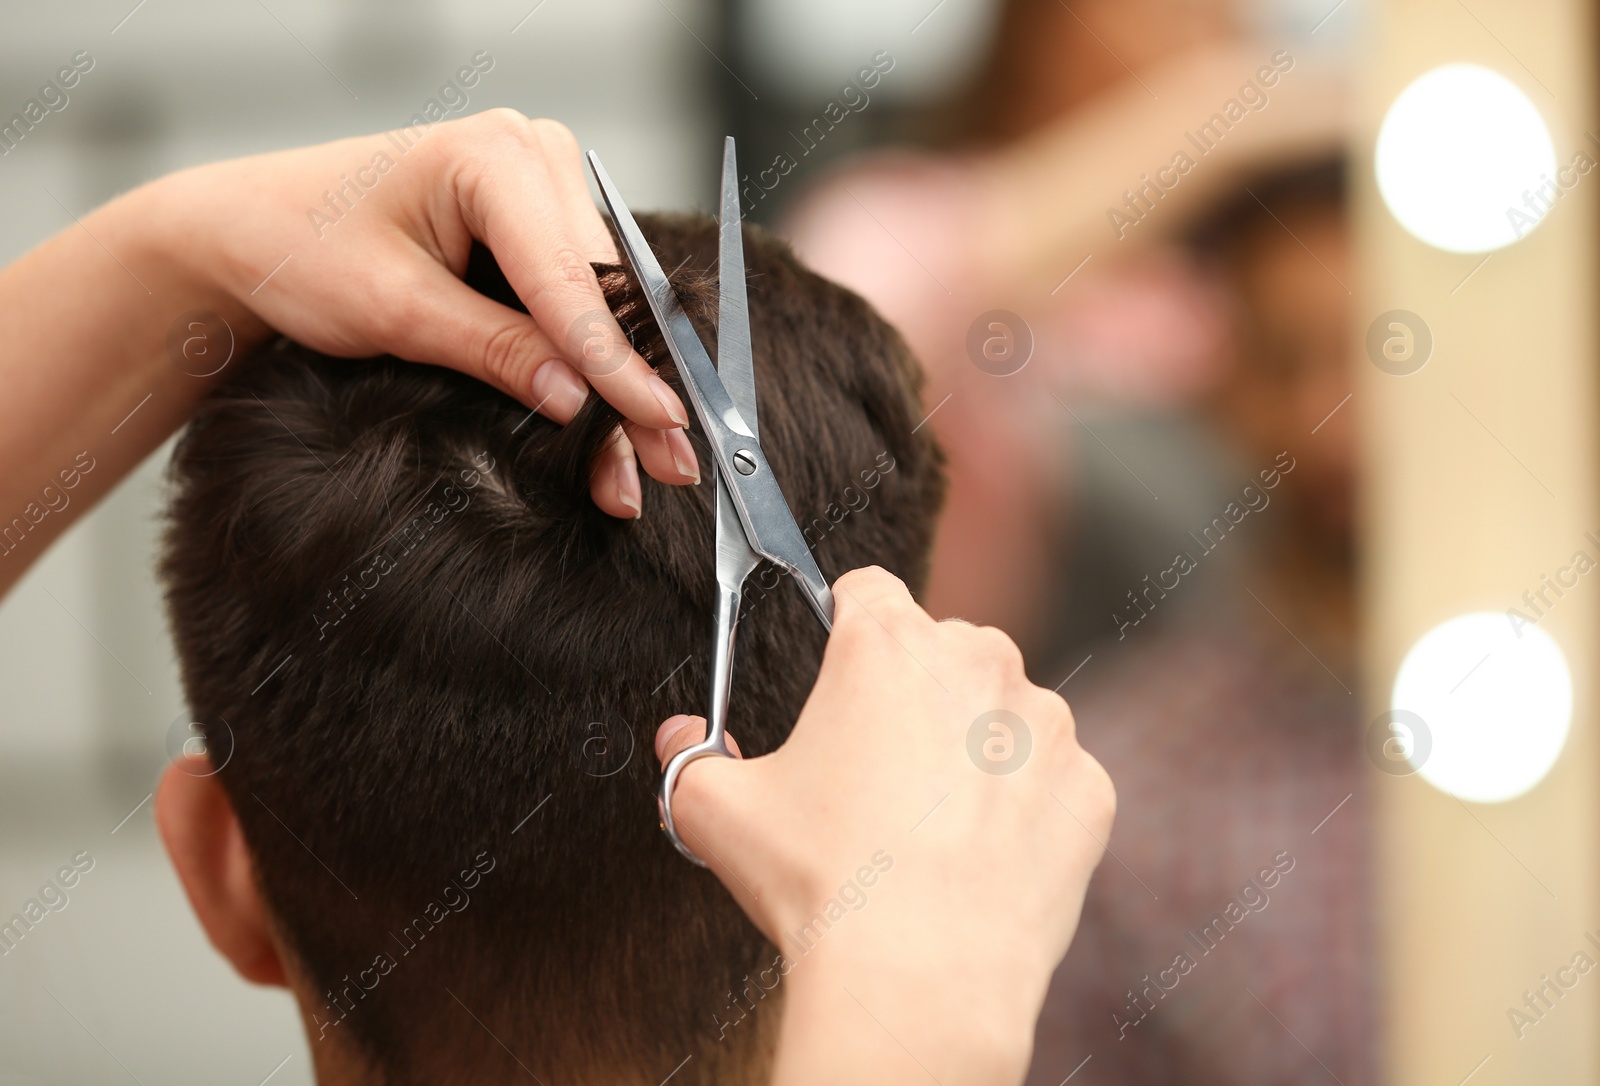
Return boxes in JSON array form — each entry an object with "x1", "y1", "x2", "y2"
[
  {"x1": 655, "y1": 566, "x2": 1114, "y2": 1085},
  {"x1": 152, "y1": 109, "x2": 695, "y2": 517}
]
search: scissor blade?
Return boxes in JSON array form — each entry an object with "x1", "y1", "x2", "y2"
[
  {"x1": 717, "y1": 137, "x2": 757, "y2": 438},
  {"x1": 587, "y1": 149, "x2": 753, "y2": 439},
  {"x1": 587, "y1": 148, "x2": 834, "y2": 630}
]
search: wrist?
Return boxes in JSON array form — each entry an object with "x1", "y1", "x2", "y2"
[
  {"x1": 120, "y1": 167, "x2": 273, "y2": 353},
  {"x1": 773, "y1": 931, "x2": 1038, "y2": 1086}
]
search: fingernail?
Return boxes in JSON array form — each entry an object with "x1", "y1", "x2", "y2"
[
  {"x1": 666, "y1": 427, "x2": 700, "y2": 483},
  {"x1": 531, "y1": 359, "x2": 589, "y2": 419},
  {"x1": 656, "y1": 716, "x2": 692, "y2": 760},
  {"x1": 617, "y1": 449, "x2": 642, "y2": 518},
  {"x1": 649, "y1": 374, "x2": 689, "y2": 427}
]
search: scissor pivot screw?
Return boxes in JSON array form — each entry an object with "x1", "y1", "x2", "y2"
[{"x1": 733, "y1": 450, "x2": 758, "y2": 475}]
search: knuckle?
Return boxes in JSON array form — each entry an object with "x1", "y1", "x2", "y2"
[
  {"x1": 1044, "y1": 689, "x2": 1077, "y2": 733},
  {"x1": 1033, "y1": 689, "x2": 1079, "y2": 746},
  {"x1": 528, "y1": 116, "x2": 580, "y2": 156},
  {"x1": 549, "y1": 245, "x2": 597, "y2": 288},
  {"x1": 837, "y1": 566, "x2": 916, "y2": 620},
  {"x1": 447, "y1": 108, "x2": 529, "y2": 161},
  {"x1": 479, "y1": 321, "x2": 537, "y2": 389},
  {"x1": 875, "y1": 592, "x2": 923, "y2": 630},
  {"x1": 524, "y1": 248, "x2": 602, "y2": 319},
  {"x1": 439, "y1": 110, "x2": 534, "y2": 193},
  {"x1": 1035, "y1": 699, "x2": 1111, "y2": 826},
  {"x1": 834, "y1": 565, "x2": 892, "y2": 595},
  {"x1": 368, "y1": 270, "x2": 428, "y2": 347},
  {"x1": 1076, "y1": 751, "x2": 1117, "y2": 834},
  {"x1": 966, "y1": 624, "x2": 1026, "y2": 675},
  {"x1": 478, "y1": 106, "x2": 531, "y2": 139}
]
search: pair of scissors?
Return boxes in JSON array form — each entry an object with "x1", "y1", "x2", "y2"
[{"x1": 587, "y1": 138, "x2": 836, "y2": 866}]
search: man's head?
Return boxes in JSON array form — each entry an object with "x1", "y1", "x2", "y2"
[
  {"x1": 156, "y1": 213, "x2": 944, "y2": 1084},
  {"x1": 1191, "y1": 158, "x2": 1353, "y2": 545}
]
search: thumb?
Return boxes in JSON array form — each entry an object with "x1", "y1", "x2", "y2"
[
  {"x1": 653, "y1": 715, "x2": 755, "y2": 895},
  {"x1": 654, "y1": 715, "x2": 744, "y2": 766}
]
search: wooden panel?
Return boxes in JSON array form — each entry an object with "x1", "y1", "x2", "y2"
[{"x1": 1360, "y1": 1, "x2": 1598, "y2": 1082}]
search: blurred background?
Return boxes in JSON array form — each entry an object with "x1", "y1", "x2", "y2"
[{"x1": 0, "y1": 0, "x2": 1593, "y2": 1082}]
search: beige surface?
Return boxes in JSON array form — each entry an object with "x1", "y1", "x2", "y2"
[{"x1": 1359, "y1": 1, "x2": 1599, "y2": 1082}]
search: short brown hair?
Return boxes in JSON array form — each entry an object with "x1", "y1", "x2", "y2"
[{"x1": 161, "y1": 214, "x2": 944, "y2": 1083}]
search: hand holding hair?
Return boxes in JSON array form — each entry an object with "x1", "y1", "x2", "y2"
[
  {"x1": 159, "y1": 110, "x2": 700, "y2": 518},
  {"x1": 0, "y1": 111, "x2": 697, "y2": 597}
]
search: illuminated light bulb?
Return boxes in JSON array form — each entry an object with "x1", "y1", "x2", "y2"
[
  {"x1": 1391, "y1": 612, "x2": 1572, "y2": 803},
  {"x1": 1375, "y1": 64, "x2": 1557, "y2": 253}
]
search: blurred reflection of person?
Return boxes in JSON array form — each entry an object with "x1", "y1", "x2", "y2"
[
  {"x1": 784, "y1": 1, "x2": 1345, "y2": 654},
  {"x1": 1025, "y1": 160, "x2": 1373, "y2": 1086},
  {"x1": 782, "y1": 0, "x2": 1369, "y2": 1077}
]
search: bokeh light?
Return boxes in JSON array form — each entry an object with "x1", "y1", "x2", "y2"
[
  {"x1": 1391, "y1": 612, "x2": 1572, "y2": 803},
  {"x1": 1375, "y1": 64, "x2": 1557, "y2": 253}
]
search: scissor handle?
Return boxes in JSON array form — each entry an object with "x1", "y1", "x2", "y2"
[
  {"x1": 658, "y1": 738, "x2": 730, "y2": 866},
  {"x1": 659, "y1": 576, "x2": 743, "y2": 865}
]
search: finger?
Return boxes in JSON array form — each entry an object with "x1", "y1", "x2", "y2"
[
  {"x1": 826, "y1": 567, "x2": 942, "y2": 677},
  {"x1": 625, "y1": 420, "x2": 699, "y2": 486},
  {"x1": 590, "y1": 428, "x2": 642, "y2": 519},
  {"x1": 376, "y1": 262, "x2": 667, "y2": 519},
  {"x1": 533, "y1": 123, "x2": 619, "y2": 264},
  {"x1": 831, "y1": 566, "x2": 922, "y2": 629},
  {"x1": 452, "y1": 113, "x2": 690, "y2": 431},
  {"x1": 537, "y1": 130, "x2": 700, "y2": 482},
  {"x1": 378, "y1": 258, "x2": 600, "y2": 415},
  {"x1": 655, "y1": 714, "x2": 744, "y2": 766},
  {"x1": 527, "y1": 358, "x2": 590, "y2": 424},
  {"x1": 656, "y1": 715, "x2": 699, "y2": 763}
]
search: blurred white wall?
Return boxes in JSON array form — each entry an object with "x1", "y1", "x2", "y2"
[{"x1": 0, "y1": 2, "x2": 710, "y2": 1082}]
